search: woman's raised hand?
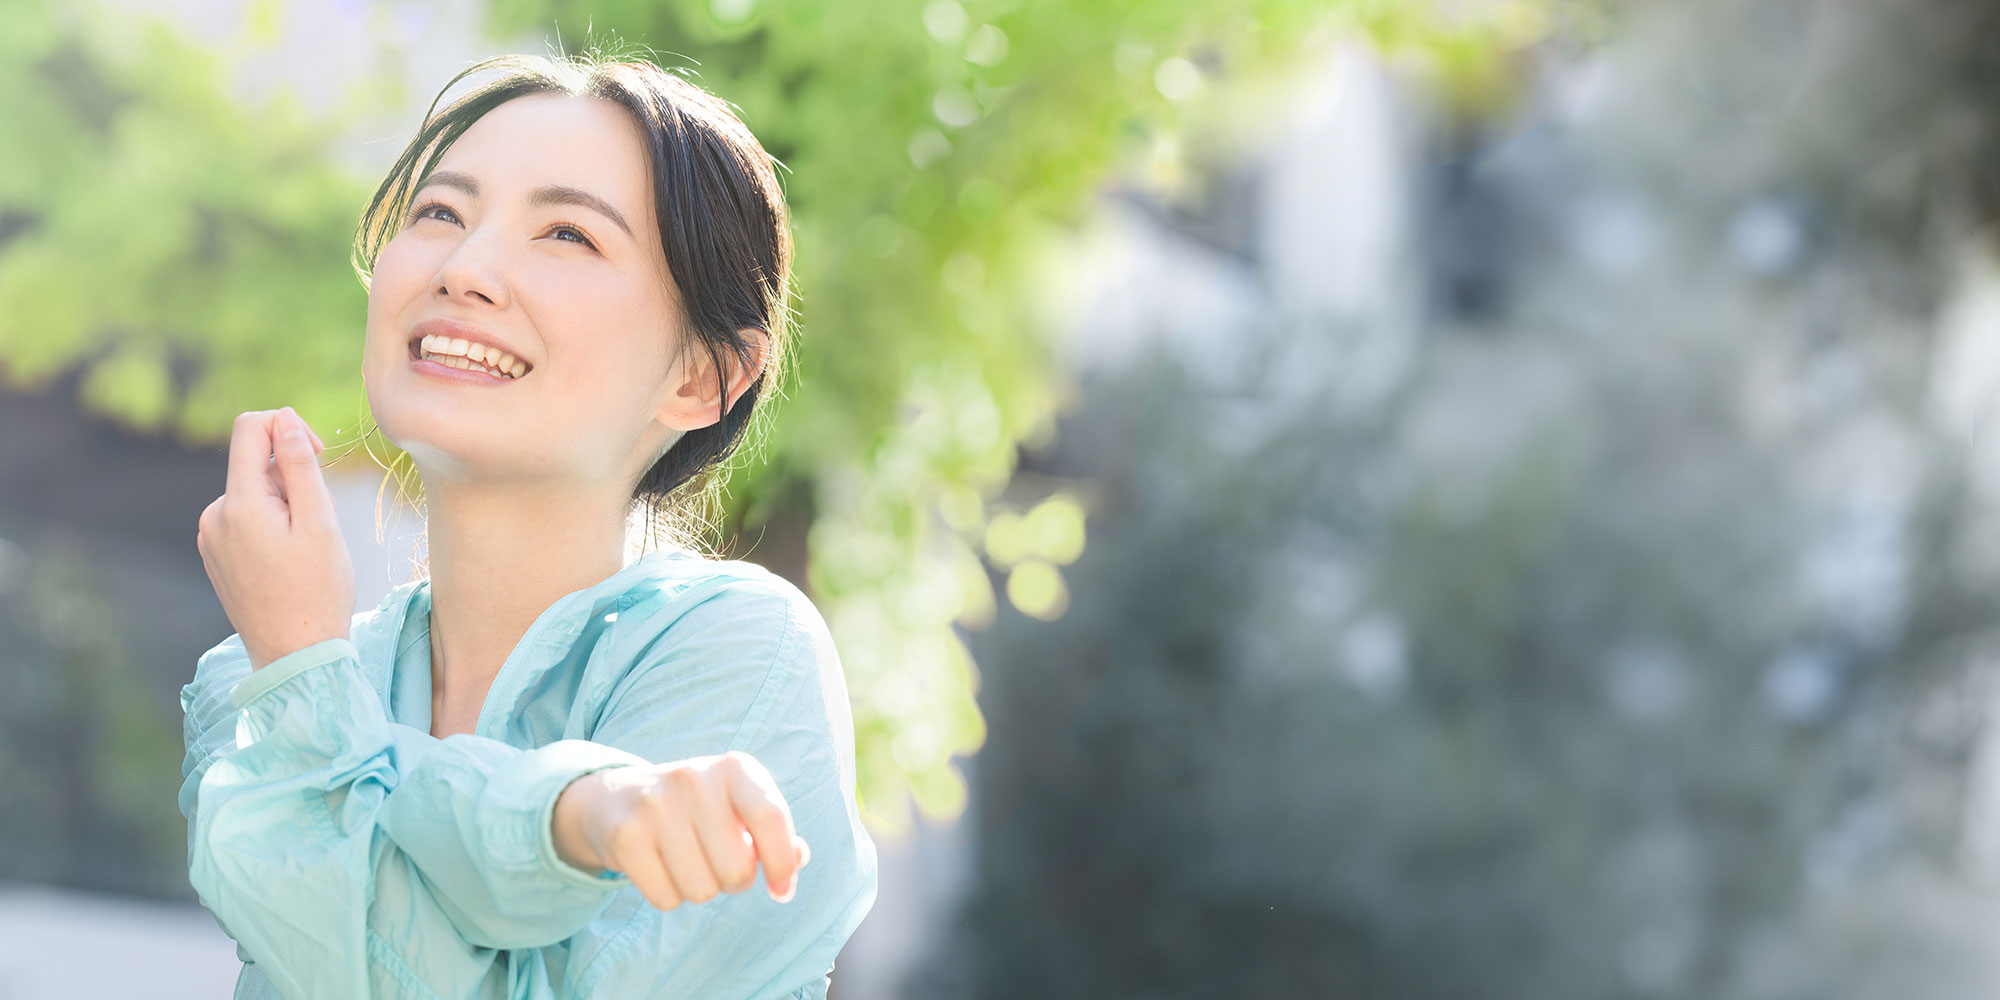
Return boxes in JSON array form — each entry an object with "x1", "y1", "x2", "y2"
[
  {"x1": 551, "y1": 750, "x2": 813, "y2": 908},
  {"x1": 196, "y1": 407, "x2": 356, "y2": 671}
]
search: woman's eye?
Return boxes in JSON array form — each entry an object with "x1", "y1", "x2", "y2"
[
  {"x1": 410, "y1": 202, "x2": 459, "y2": 226},
  {"x1": 550, "y1": 224, "x2": 597, "y2": 250},
  {"x1": 405, "y1": 201, "x2": 594, "y2": 251}
]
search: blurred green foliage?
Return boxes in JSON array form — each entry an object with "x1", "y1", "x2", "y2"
[
  {"x1": 0, "y1": 542, "x2": 186, "y2": 897},
  {"x1": 0, "y1": 0, "x2": 1541, "y2": 836},
  {"x1": 0, "y1": 2, "x2": 374, "y2": 435}
]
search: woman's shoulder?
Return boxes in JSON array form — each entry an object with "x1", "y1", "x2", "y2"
[
  {"x1": 596, "y1": 552, "x2": 840, "y2": 676},
  {"x1": 623, "y1": 549, "x2": 822, "y2": 623},
  {"x1": 581, "y1": 553, "x2": 853, "y2": 753}
]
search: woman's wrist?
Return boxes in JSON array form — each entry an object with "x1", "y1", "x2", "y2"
[
  {"x1": 552, "y1": 771, "x2": 608, "y2": 873},
  {"x1": 245, "y1": 630, "x2": 352, "y2": 672}
]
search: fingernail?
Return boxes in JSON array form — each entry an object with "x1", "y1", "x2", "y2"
[
  {"x1": 771, "y1": 881, "x2": 795, "y2": 904},
  {"x1": 797, "y1": 838, "x2": 811, "y2": 869}
]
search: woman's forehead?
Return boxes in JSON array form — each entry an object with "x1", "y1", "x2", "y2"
[{"x1": 434, "y1": 94, "x2": 652, "y2": 213}]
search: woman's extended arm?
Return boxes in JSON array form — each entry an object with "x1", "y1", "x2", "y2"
[
  {"x1": 181, "y1": 632, "x2": 644, "y2": 999},
  {"x1": 179, "y1": 577, "x2": 876, "y2": 1000}
]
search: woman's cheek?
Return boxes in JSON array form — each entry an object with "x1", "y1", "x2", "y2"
[{"x1": 372, "y1": 237, "x2": 435, "y2": 299}]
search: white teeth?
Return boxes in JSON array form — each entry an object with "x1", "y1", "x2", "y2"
[
  {"x1": 416, "y1": 333, "x2": 527, "y2": 378},
  {"x1": 435, "y1": 355, "x2": 505, "y2": 377}
]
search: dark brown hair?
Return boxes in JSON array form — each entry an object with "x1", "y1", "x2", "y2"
[{"x1": 350, "y1": 50, "x2": 794, "y2": 556}]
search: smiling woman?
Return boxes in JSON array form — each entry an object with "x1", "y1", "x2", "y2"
[
  {"x1": 178, "y1": 52, "x2": 875, "y2": 1000},
  {"x1": 355, "y1": 57, "x2": 791, "y2": 544}
]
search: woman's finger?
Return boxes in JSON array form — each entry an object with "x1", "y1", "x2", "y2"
[
  {"x1": 651, "y1": 784, "x2": 724, "y2": 904},
  {"x1": 225, "y1": 410, "x2": 280, "y2": 500},
  {"x1": 272, "y1": 408, "x2": 336, "y2": 529},
  {"x1": 723, "y1": 755, "x2": 802, "y2": 901},
  {"x1": 265, "y1": 454, "x2": 289, "y2": 505},
  {"x1": 247, "y1": 409, "x2": 321, "y2": 502},
  {"x1": 689, "y1": 776, "x2": 760, "y2": 895},
  {"x1": 606, "y1": 822, "x2": 682, "y2": 912}
]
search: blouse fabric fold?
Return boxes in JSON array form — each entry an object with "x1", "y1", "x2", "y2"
[{"x1": 178, "y1": 549, "x2": 878, "y2": 1000}]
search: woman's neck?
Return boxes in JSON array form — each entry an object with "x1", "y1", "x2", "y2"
[{"x1": 420, "y1": 479, "x2": 630, "y2": 705}]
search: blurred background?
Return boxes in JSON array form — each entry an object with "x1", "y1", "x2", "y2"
[{"x1": 6, "y1": 0, "x2": 2000, "y2": 996}]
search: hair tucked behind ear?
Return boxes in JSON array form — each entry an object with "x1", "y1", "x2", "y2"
[{"x1": 350, "y1": 47, "x2": 796, "y2": 560}]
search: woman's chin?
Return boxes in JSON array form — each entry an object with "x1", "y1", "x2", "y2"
[{"x1": 393, "y1": 435, "x2": 583, "y2": 488}]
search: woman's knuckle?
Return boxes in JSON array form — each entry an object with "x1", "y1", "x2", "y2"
[
  {"x1": 719, "y1": 853, "x2": 757, "y2": 892},
  {"x1": 651, "y1": 877, "x2": 684, "y2": 908},
  {"x1": 648, "y1": 796, "x2": 680, "y2": 828},
  {"x1": 608, "y1": 820, "x2": 649, "y2": 852},
  {"x1": 738, "y1": 796, "x2": 780, "y2": 824},
  {"x1": 687, "y1": 770, "x2": 729, "y2": 805},
  {"x1": 637, "y1": 799, "x2": 675, "y2": 829}
]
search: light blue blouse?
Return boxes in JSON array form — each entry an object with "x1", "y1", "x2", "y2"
[{"x1": 177, "y1": 547, "x2": 878, "y2": 999}]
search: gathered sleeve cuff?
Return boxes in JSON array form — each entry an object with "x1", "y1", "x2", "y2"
[{"x1": 182, "y1": 633, "x2": 657, "y2": 999}]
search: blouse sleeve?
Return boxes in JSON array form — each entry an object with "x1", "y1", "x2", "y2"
[
  {"x1": 561, "y1": 577, "x2": 880, "y2": 1000},
  {"x1": 178, "y1": 575, "x2": 877, "y2": 1000},
  {"x1": 180, "y1": 634, "x2": 650, "y2": 1000}
]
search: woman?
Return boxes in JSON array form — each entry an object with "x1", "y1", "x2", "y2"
[{"x1": 177, "y1": 53, "x2": 877, "y2": 1000}]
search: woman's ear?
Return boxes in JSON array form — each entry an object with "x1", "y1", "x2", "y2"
[{"x1": 656, "y1": 328, "x2": 769, "y2": 431}]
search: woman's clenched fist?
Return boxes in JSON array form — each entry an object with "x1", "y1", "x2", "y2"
[
  {"x1": 196, "y1": 407, "x2": 355, "y2": 671},
  {"x1": 551, "y1": 750, "x2": 811, "y2": 909}
]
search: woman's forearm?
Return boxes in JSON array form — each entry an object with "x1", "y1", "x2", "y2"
[
  {"x1": 552, "y1": 770, "x2": 610, "y2": 873},
  {"x1": 182, "y1": 636, "x2": 644, "y2": 997}
]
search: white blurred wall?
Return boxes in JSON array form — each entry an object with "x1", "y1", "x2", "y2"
[{"x1": 0, "y1": 883, "x2": 242, "y2": 999}]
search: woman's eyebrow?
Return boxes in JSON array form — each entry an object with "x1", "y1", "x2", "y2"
[{"x1": 416, "y1": 170, "x2": 635, "y2": 239}]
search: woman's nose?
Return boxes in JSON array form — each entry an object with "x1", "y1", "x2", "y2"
[{"x1": 432, "y1": 226, "x2": 510, "y2": 309}]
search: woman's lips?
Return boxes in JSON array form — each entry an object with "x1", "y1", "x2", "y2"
[{"x1": 408, "y1": 344, "x2": 520, "y2": 385}]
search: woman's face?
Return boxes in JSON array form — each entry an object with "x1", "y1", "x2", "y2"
[{"x1": 361, "y1": 92, "x2": 694, "y2": 493}]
